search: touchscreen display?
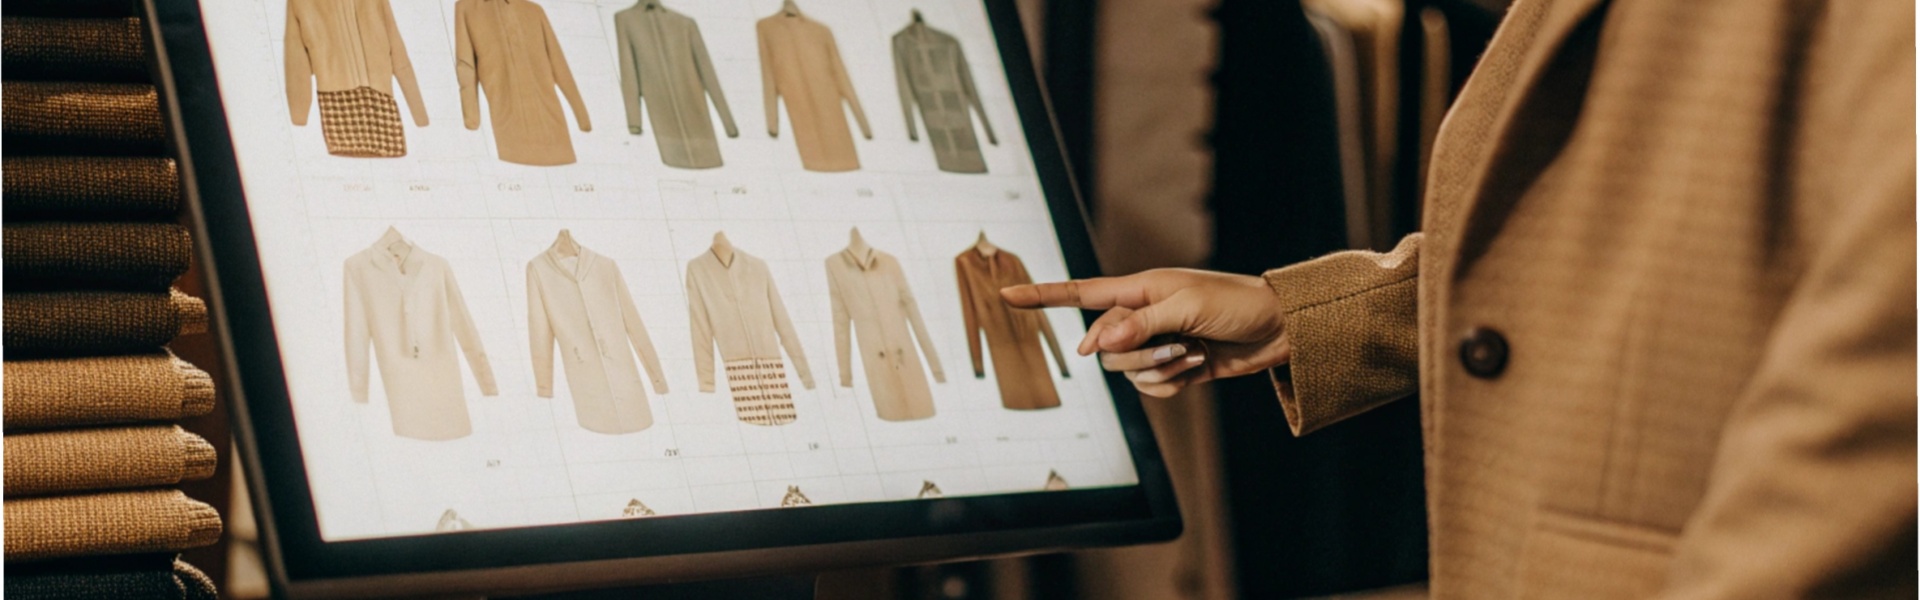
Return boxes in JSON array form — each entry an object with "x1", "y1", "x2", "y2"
[{"x1": 200, "y1": 0, "x2": 1138, "y2": 540}]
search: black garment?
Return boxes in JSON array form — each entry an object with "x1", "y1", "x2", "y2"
[{"x1": 5, "y1": 554, "x2": 217, "y2": 600}]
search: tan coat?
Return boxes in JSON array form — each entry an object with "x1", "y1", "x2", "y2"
[
  {"x1": 956, "y1": 247, "x2": 1068, "y2": 409},
  {"x1": 344, "y1": 230, "x2": 498, "y2": 441},
  {"x1": 1264, "y1": 0, "x2": 1916, "y2": 597},
  {"x1": 454, "y1": 0, "x2": 590, "y2": 166},
  {"x1": 528, "y1": 246, "x2": 668, "y2": 434},
  {"x1": 283, "y1": 0, "x2": 427, "y2": 127},
  {"x1": 827, "y1": 247, "x2": 945, "y2": 421},
  {"x1": 757, "y1": 10, "x2": 871, "y2": 172}
]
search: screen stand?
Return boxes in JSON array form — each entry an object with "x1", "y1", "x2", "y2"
[{"x1": 495, "y1": 574, "x2": 818, "y2": 599}]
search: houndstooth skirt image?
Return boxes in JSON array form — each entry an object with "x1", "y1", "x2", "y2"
[
  {"x1": 315, "y1": 86, "x2": 407, "y2": 157},
  {"x1": 725, "y1": 357, "x2": 795, "y2": 426}
]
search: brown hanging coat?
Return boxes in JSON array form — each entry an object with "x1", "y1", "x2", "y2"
[{"x1": 955, "y1": 247, "x2": 1068, "y2": 409}]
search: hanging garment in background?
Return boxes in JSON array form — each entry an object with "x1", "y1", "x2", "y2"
[
  {"x1": 454, "y1": 0, "x2": 591, "y2": 166},
  {"x1": 1415, "y1": 6, "x2": 1450, "y2": 202},
  {"x1": 343, "y1": 229, "x2": 498, "y2": 441},
  {"x1": 892, "y1": 18, "x2": 997, "y2": 173},
  {"x1": 1301, "y1": 0, "x2": 1401, "y2": 251},
  {"x1": 284, "y1": 0, "x2": 427, "y2": 157},
  {"x1": 954, "y1": 246, "x2": 1069, "y2": 410},
  {"x1": 614, "y1": 0, "x2": 739, "y2": 168},
  {"x1": 686, "y1": 248, "x2": 815, "y2": 425},
  {"x1": 757, "y1": 8, "x2": 871, "y2": 172},
  {"x1": 1304, "y1": 11, "x2": 1372, "y2": 250},
  {"x1": 528, "y1": 244, "x2": 668, "y2": 434},
  {"x1": 827, "y1": 246, "x2": 944, "y2": 421}
]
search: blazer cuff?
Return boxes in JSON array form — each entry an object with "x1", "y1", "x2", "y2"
[{"x1": 1263, "y1": 234, "x2": 1423, "y2": 436}]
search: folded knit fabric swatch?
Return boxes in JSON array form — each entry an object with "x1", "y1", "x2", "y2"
[
  {"x1": 5, "y1": 553, "x2": 216, "y2": 600},
  {"x1": 3, "y1": 353, "x2": 214, "y2": 430},
  {"x1": 4, "y1": 222, "x2": 192, "y2": 290},
  {"x1": 4, "y1": 489, "x2": 222, "y2": 561},
  {"x1": 2, "y1": 81, "x2": 165, "y2": 155},
  {"x1": 2, "y1": 0, "x2": 140, "y2": 19},
  {"x1": 3, "y1": 157, "x2": 179, "y2": 220},
  {"x1": 3, "y1": 289, "x2": 206, "y2": 356},
  {"x1": 1, "y1": 17, "x2": 147, "y2": 82},
  {"x1": 5, "y1": 425, "x2": 217, "y2": 497}
]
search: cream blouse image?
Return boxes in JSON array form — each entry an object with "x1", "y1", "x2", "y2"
[
  {"x1": 343, "y1": 228, "x2": 499, "y2": 441},
  {"x1": 526, "y1": 233, "x2": 669, "y2": 435}
]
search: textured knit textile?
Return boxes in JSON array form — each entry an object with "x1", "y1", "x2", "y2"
[
  {"x1": 314, "y1": 86, "x2": 407, "y2": 157},
  {"x1": 3, "y1": 353, "x2": 215, "y2": 430},
  {"x1": 2, "y1": 157, "x2": 180, "y2": 220},
  {"x1": 344, "y1": 229, "x2": 499, "y2": 440},
  {"x1": 5, "y1": 554, "x2": 217, "y2": 600},
  {"x1": 1, "y1": 17, "x2": 147, "y2": 82},
  {"x1": 954, "y1": 246, "x2": 1069, "y2": 410},
  {"x1": 614, "y1": 0, "x2": 738, "y2": 169},
  {"x1": 3, "y1": 222, "x2": 192, "y2": 290},
  {"x1": 527, "y1": 244, "x2": 667, "y2": 434},
  {"x1": 3, "y1": 289, "x2": 206, "y2": 356},
  {"x1": 1, "y1": 81, "x2": 165, "y2": 155},
  {"x1": 454, "y1": 0, "x2": 591, "y2": 166},
  {"x1": 4, "y1": 489, "x2": 222, "y2": 561},
  {"x1": 4, "y1": 426, "x2": 217, "y2": 497},
  {"x1": 758, "y1": 8, "x2": 871, "y2": 172},
  {"x1": 2, "y1": 0, "x2": 139, "y2": 19},
  {"x1": 725, "y1": 357, "x2": 794, "y2": 426},
  {"x1": 1262, "y1": 0, "x2": 1916, "y2": 597},
  {"x1": 892, "y1": 19, "x2": 996, "y2": 174}
]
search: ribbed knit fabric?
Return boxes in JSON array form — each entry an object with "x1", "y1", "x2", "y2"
[
  {"x1": 3, "y1": 353, "x2": 214, "y2": 430},
  {"x1": 1, "y1": 81, "x2": 165, "y2": 154},
  {"x1": 3, "y1": 289, "x2": 206, "y2": 355},
  {"x1": 2, "y1": 157, "x2": 180, "y2": 220},
  {"x1": 4, "y1": 426, "x2": 217, "y2": 497},
  {"x1": 1, "y1": 18, "x2": 146, "y2": 82},
  {"x1": 4, "y1": 222, "x2": 192, "y2": 290},
  {"x1": 2, "y1": 0, "x2": 140, "y2": 19},
  {"x1": 4, "y1": 489, "x2": 222, "y2": 561},
  {"x1": 5, "y1": 553, "x2": 216, "y2": 600}
]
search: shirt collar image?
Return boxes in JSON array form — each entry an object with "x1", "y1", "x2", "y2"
[
  {"x1": 369, "y1": 227, "x2": 424, "y2": 276},
  {"x1": 542, "y1": 242, "x2": 598, "y2": 281},
  {"x1": 843, "y1": 246, "x2": 879, "y2": 271}
]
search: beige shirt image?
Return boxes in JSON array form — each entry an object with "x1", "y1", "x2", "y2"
[
  {"x1": 827, "y1": 246, "x2": 945, "y2": 421},
  {"x1": 528, "y1": 242, "x2": 668, "y2": 435},
  {"x1": 686, "y1": 245, "x2": 815, "y2": 426},
  {"x1": 344, "y1": 229, "x2": 498, "y2": 441},
  {"x1": 757, "y1": 8, "x2": 872, "y2": 172},
  {"x1": 455, "y1": 0, "x2": 591, "y2": 166},
  {"x1": 283, "y1": 0, "x2": 427, "y2": 127}
]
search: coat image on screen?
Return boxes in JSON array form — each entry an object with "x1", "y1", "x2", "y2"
[
  {"x1": 892, "y1": 12, "x2": 997, "y2": 174},
  {"x1": 284, "y1": 0, "x2": 428, "y2": 157},
  {"x1": 686, "y1": 234, "x2": 815, "y2": 426},
  {"x1": 827, "y1": 235, "x2": 945, "y2": 421},
  {"x1": 757, "y1": 4, "x2": 872, "y2": 172},
  {"x1": 614, "y1": 0, "x2": 739, "y2": 169},
  {"x1": 454, "y1": 0, "x2": 591, "y2": 166},
  {"x1": 955, "y1": 237, "x2": 1069, "y2": 410},
  {"x1": 344, "y1": 228, "x2": 499, "y2": 441},
  {"x1": 527, "y1": 232, "x2": 669, "y2": 434}
]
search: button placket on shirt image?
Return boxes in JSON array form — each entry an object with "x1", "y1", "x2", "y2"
[{"x1": 528, "y1": 242, "x2": 667, "y2": 434}]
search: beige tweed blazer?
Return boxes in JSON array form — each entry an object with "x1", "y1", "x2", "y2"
[{"x1": 1264, "y1": 0, "x2": 1915, "y2": 597}]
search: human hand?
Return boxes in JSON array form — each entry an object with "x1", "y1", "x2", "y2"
[{"x1": 1000, "y1": 269, "x2": 1291, "y2": 397}]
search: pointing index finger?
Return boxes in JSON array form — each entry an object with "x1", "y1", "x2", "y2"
[{"x1": 1000, "y1": 277, "x2": 1152, "y2": 309}]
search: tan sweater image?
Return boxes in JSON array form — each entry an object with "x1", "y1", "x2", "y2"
[
  {"x1": 757, "y1": 8, "x2": 871, "y2": 172},
  {"x1": 827, "y1": 245, "x2": 945, "y2": 421},
  {"x1": 283, "y1": 0, "x2": 427, "y2": 127},
  {"x1": 528, "y1": 241, "x2": 668, "y2": 434},
  {"x1": 686, "y1": 243, "x2": 814, "y2": 426},
  {"x1": 454, "y1": 0, "x2": 591, "y2": 166},
  {"x1": 344, "y1": 229, "x2": 498, "y2": 441}
]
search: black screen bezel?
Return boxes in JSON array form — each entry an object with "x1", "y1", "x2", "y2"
[{"x1": 147, "y1": 0, "x2": 1179, "y2": 590}]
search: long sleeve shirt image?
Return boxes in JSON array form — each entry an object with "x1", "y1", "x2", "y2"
[
  {"x1": 454, "y1": 0, "x2": 591, "y2": 166},
  {"x1": 954, "y1": 247, "x2": 1068, "y2": 410},
  {"x1": 827, "y1": 247, "x2": 945, "y2": 421},
  {"x1": 614, "y1": 1, "x2": 739, "y2": 169},
  {"x1": 284, "y1": 0, "x2": 427, "y2": 157},
  {"x1": 757, "y1": 9, "x2": 871, "y2": 172},
  {"x1": 528, "y1": 245, "x2": 668, "y2": 434},
  {"x1": 686, "y1": 248, "x2": 815, "y2": 426},
  {"x1": 892, "y1": 19, "x2": 996, "y2": 174},
  {"x1": 344, "y1": 230, "x2": 498, "y2": 441}
]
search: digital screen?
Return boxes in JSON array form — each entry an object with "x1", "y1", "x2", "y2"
[{"x1": 201, "y1": 0, "x2": 1137, "y2": 541}]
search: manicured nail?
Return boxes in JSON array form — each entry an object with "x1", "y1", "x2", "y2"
[
  {"x1": 1185, "y1": 354, "x2": 1205, "y2": 365},
  {"x1": 1151, "y1": 344, "x2": 1187, "y2": 362}
]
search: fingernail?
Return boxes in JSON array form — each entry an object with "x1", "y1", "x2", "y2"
[
  {"x1": 1185, "y1": 354, "x2": 1205, "y2": 365},
  {"x1": 1151, "y1": 344, "x2": 1187, "y2": 362}
]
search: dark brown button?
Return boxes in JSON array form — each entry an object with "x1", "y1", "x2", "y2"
[{"x1": 1458, "y1": 327, "x2": 1509, "y2": 378}]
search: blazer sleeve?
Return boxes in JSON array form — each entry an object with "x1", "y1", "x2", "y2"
[
  {"x1": 757, "y1": 22, "x2": 780, "y2": 137},
  {"x1": 537, "y1": 8, "x2": 590, "y2": 132},
  {"x1": 615, "y1": 267, "x2": 669, "y2": 395},
  {"x1": 616, "y1": 18, "x2": 645, "y2": 134},
  {"x1": 527, "y1": 265, "x2": 556, "y2": 398},
  {"x1": 824, "y1": 31, "x2": 871, "y2": 139},
  {"x1": 953, "y1": 40, "x2": 995, "y2": 145},
  {"x1": 765, "y1": 269, "x2": 815, "y2": 389},
  {"x1": 892, "y1": 35, "x2": 918, "y2": 141},
  {"x1": 1261, "y1": 233, "x2": 1421, "y2": 436},
  {"x1": 828, "y1": 265, "x2": 853, "y2": 387},
  {"x1": 379, "y1": 1, "x2": 428, "y2": 126},
  {"x1": 895, "y1": 261, "x2": 944, "y2": 382},
  {"x1": 686, "y1": 271, "x2": 717, "y2": 393},
  {"x1": 1658, "y1": 6, "x2": 1916, "y2": 597},
  {"x1": 285, "y1": 4, "x2": 313, "y2": 126},
  {"x1": 441, "y1": 265, "x2": 498, "y2": 396},
  {"x1": 343, "y1": 266, "x2": 371, "y2": 402},
  {"x1": 689, "y1": 21, "x2": 738, "y2": 138},
  {"x1": 454, "y1": 1, "x2": 481, "y2": 130},
  {"x1": 955, "y1": 257, "x2": 985, "y2": 378}
]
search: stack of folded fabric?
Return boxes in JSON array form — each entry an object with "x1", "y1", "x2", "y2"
[{"x1": 4, "y1": 4, "x2": 224, "y2": 599}]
